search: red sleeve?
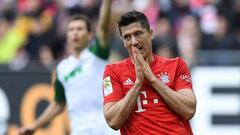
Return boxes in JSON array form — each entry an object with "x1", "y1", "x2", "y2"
[
  {"x1": 103, "y1": 64, "x2": 124, "y2": 105},
  {"x1": 175, "y1": 58, "x2": 192, "y2": 90}
]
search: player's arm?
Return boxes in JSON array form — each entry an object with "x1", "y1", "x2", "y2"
[
  {"x1": 90, "y1": 0, "x2": 112, "y2": 59},
  {"x1": 29, "y1": 72, "x2": 67, "y2": 130},
  {"x1": 96, "y1": 0, "x2": 112, "y2": 49},
  {"x1": 19, "y1": 72, "x2": 66, "y2": 135},
  {"x1": 135, "y1": 48, "x2": 196, "y2": 120},
  {"x1": 104, "y1": 83, "x2": 141, "y2": 130},
  {"x1": 151, "y1": 83, "x2": 196, "y2": 120},
  {"x1": 104, "y1": 47, "x2": 144, "y2": 130},
  {"x1": 19, "y1": 102, "x2": 66, "y2": 135}
]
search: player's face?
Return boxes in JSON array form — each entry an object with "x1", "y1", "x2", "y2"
[
  {"x1": 67, "y1": 20, "x2": 91, "y2": 51},
  {"x1": 120, "y1": 22, "x2": 153, "y2": 59}
]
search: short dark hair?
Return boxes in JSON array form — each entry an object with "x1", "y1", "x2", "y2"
[
  {"x1": 68, "y1": 15, "x2": 91, "y2": 32},
  {"x1": 117, "y1": 11, "x2": 150, "y2": 36}
]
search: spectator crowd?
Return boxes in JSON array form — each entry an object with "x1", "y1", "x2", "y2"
[{"x1": 0, "y1": 0, "x2": 240, "y2": 71}]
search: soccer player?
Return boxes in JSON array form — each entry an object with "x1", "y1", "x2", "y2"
[
  {"x1": 19, "y1": 0, "x2": 116, "y2": 135},
  {"x1": 102, "y1": 11, "x2": 197, "y2": 135}
]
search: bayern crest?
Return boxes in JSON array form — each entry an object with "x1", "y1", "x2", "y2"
[{"x1": 157, "y1": 72, "x2": 170, "y2": 84}]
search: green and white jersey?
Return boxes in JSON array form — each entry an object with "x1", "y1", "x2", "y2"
[{"x1": 54, "y1": 39, "x2": 116, "y2": 135}]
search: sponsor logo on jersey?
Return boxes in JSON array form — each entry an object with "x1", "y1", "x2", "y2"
[
  {"x1": 103, "y1": 76, "x2": 113, "y2": 96},
  {"x1": 123, "y1": 78, "x2": 134, "y2": 85},
  {"x1": 158, "y1": 72, "x2": 170, "y2": 84},
  {"x1": 180, "y1": 74, "x2": 192, "y2": 83},
  {"x1": 64, "y1": 67, "x2": 82, "y2": 82}
]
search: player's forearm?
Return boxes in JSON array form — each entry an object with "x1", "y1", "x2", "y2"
[
  {"x1": 98, "y1": 0, "x2": 112, "y2": 31},
  {"x1": 96, "y1": 0, "x2": 112, "y2": 48},
  {"x1": 32, "y1": 102, "x2": 65, "y2": 130},
  {"x1": 104, "y1": 83, "x2": 141, "y2": 130},
  {"x1": 151, "y1": 77, "x2": 196, "y2": 120}
]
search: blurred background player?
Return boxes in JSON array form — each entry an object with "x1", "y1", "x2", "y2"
[{"x1": 18, "y1": 0, "x2": 117, "y2": 135}]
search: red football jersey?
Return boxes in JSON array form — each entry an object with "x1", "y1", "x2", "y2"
[{"x1": 103, "y1": 55, "x2": 193, "y2": 135}]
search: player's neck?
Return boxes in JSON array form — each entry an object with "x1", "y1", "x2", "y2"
[{"x1": 72, "y1": 48, "x2": 84, "y2": 58}]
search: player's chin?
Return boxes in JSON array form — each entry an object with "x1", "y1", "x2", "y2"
[{"x1": 143, "y1": 52, "x2": 151, "y2": 60}]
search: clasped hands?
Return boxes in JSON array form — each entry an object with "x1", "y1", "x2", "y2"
[{"x1": 132, "y1": 46, "x2": 157, "y2": 85}]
